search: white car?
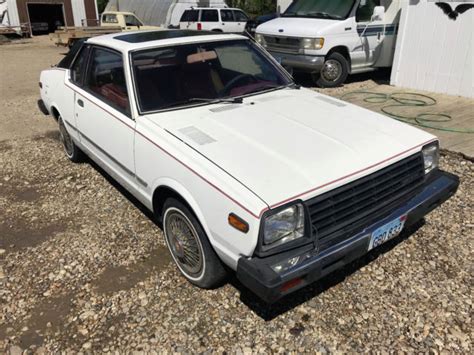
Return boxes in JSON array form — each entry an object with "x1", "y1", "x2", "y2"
[
  {"x1": 179, "y1": 7, "x2": 249, "y2": 33},
  {"x1": 39, "y1": 30, "x2": 458, "y2": 303}
]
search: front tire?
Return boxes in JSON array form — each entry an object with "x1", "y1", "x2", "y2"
[
  {"x1": 314, "y1": 52, "x2": 349, "y2": 88},
  {"x1": 163, "y1": 198, "x2": 227, "y2": 288},
  {"x1": 58, "y1": 116, "x2": 84, "y2": 163}
]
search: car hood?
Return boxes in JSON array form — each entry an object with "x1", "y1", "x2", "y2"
[
  {"x1": 145, "y1": 89, "x2": 435, "y2": 208},
  {"x1": 256, "y1": 16, "x2": 341, "y2": 37}
]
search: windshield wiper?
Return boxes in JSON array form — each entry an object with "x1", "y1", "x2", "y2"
[
  {"x1": 189, "y1": 97, "x2": 243, "y2": 104},
  {"x1": 306, "y1": 12, "x2": 342, "y2": 20}
]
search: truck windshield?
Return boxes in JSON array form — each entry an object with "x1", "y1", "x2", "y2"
[
  {"x1": 131, "y1": 40, "x2": 292, "y2": 113},
  {"x1": 283, "y1": 0, "x2": 355, "y2": 20}
]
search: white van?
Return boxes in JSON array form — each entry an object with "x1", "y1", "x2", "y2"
[
  {"x1": 256, "y1": 0, "x2": 401, "y2": 87},
  {"x1": 179, "y1": 7, "x2": 249, "y2": 33}
]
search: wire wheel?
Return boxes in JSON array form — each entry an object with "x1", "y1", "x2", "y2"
[
  {"x1": 164, "y1": 208, "x2": 204, "y2": 278},
  {"x1": 321, "y1": 59, "x2": 343, "y2": 82},
  {"x1": 58, "y1": 117, "x2": 74, "y2": 158}
]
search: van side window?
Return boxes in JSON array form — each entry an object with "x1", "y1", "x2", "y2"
[
  {"x1": 356, "y1": 0, "x2": 381, "y2": 22},
  {"x1": 85, "y1": 48, "x2": 130, "y2": 116},
  {"x1": 201, "y1": 10, "x2": 218, "y2": 22},
  {"x1": 70, "y1": 46, "x2": 89, "y2": 86},
  {"x1": 180, "y1": 10, "x2": 199, "y2": 22},
  {"x1": 220, "y1": 10, "x2": 234, "y2": 22}
]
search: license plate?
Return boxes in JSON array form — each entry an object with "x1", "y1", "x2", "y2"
[{"x1": 368, "y1": 215, "x2": 407, "y2": 251}]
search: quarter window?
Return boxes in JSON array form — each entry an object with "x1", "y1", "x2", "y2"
[
  {"x1": 201, "y1": 10, "x2": 218, "y2": 22},
  {"x1": 84, "y1": 48, "x2": 130, "y2": 115},
  {"x1": 70, "y1": 46, "x2": 89, "y2": 86},
  {"x1": 180, "y1": 10, "x2": 199, "y2": 22}
]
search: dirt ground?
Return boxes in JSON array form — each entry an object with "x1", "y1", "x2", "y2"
[{"x1": 0, "y1": 36, "x2": 473, "y2": 353}]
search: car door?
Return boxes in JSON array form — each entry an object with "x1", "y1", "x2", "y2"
[
  {"x1": 353, "y1": 0, "x2": 384, "y2": 68},
  {"x1": 74, "y1": 46, "x2": 137, "y2": 191},
  {"x1": 220, "y1": 9, "x2": 237, "y2": 32},
  {"x1": 232, "y1": 10, "x2": 249, "y2": 33}
]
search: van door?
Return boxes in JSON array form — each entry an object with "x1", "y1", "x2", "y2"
[{"x1": 352, "y1": 0, "x2": 385, "y2": 69}]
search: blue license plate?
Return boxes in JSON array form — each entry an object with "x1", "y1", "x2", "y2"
[{"x1": 368, "y1": 215, "x2": 407, "y2": 251}]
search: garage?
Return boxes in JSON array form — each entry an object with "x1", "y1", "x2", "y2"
[{"x1": 27, "y1": 3, "x2": 64, "y2": 35}]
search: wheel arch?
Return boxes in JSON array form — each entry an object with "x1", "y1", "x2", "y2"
[
  {"x1": 50, "y1": 105, "x2": 61, "y2": 121},
  {"x1": 326, "y1": 45, "x2": 351, "y2": 72}
]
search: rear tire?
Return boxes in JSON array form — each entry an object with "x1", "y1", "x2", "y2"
[
  {"x1": 58, "y1": 116, "x2": 84, "y2": 163},
  {"x1": 162, "y1": 198, "x2": 228, "y2": 288},
  {"x1": 314, "y1": 52, "x2": 349, "y2": 88}
]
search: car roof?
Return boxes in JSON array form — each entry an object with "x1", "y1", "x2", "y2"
[
  {"x1": 86, "y1": 30, "x2": 247, "y2": 53},
  {"x1": 184, "y1": 7, "x2": 242, "y2": 11}
]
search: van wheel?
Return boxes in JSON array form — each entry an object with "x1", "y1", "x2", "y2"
[
  {"x1": 58, "y1": 116, "x2": 84, "y2": 163},
  {"x1": 314, "y1": 52, "x2": 349, "y2": 88},
  {"x1": 162, "y1": 198, "x2": 228, "y2": 288}
]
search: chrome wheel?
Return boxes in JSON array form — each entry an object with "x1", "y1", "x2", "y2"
[
  {"x1": 58, "y1": 117, "x2": 74, "y2": 158},
  {"x1": 321, "y1": 59, "x2": 343, "y2": 82},
  {"x1": 164, "y1": 208, "x2": 204, "y2": 278}
]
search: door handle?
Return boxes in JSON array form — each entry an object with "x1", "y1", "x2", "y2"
[{"x1": 77, "y1": 99, "x2": 84, "y2": 107}]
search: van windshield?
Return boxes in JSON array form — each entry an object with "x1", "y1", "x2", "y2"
[
  {"x1": 283, "y1": 0, "x2": 355, "y2": 20},
  {"x1": 131, "y1": 40, "x2": 292, "y2": 112}
]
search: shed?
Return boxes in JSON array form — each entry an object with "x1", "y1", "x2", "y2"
[
  {"x1": 390, "y1": 0, "x2": 473, "y2": 98},
  {"x1": 4, "y1": 0, "x2": 98, "y2": 35}
]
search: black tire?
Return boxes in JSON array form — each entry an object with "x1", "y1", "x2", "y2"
[
  {"x1": 58, "y1": 116, "x2": 84, "y2": 163},
  {"x1": 314, "y1": 52, "x2": 349, "y2": 88},
  {"x1": 162, "y1": 198, "x2": 228, "y2": 288}
]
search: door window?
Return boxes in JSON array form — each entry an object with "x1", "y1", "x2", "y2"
[
  {"x1": 84, "y1": 47, "x2": 130, "y2": 116},
  {"x1": 233, "y1": 11, "x2": 248, "y2": 22},
  {"x1": 356, "y1": 0, "x2": 381, "y2": 22},
  {"x1": 220, "y1": 10, "x2": 234, "y2": 22},
  {"x1": 125, "y1": 14, "x2": 143, "y2": 27},
  {"x1": 201, "y1": 10, "x2": 218, "y2": 22},
  {"x1": 70, "y1": 46, "x2": 89, "y2": 86}
]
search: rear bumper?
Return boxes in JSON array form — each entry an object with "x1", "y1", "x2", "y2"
[
  {"x1": 268, "y1": 50, "x2": 325, "y2": 72},
  {"x1": 236, "y1": 170, "x2": 459, "y2": 303}
]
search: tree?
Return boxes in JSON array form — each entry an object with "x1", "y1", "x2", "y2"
[{"x1": 97, "y1": 0, "x2": 108, "y2": 14}]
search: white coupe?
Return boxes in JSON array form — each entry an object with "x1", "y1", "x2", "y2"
[{"x1": 39, "y1": 30, "x2": 459, "y2": 302}]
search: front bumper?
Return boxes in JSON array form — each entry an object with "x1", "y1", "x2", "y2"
[
  {"x1": 268, "y1": 50, "x2": 325, "y2": 72},
  {"x1": 236, "y1": 170, "x2": 459, "y2": 303}
]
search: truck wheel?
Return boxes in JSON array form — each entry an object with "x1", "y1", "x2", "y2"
[
  {"x1": 162, "y1": 198, "x2": 228, "y2": 288},
  {"x1": 314, "y1": 52, "x2": 349, "y2": 88},
  {"x1": 58, "y1": 116, "x2": 84, "y2": 163}
]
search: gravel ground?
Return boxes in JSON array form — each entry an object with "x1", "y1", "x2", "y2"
[{"x1": 1, "y1": 37, "x2": 473, "y2": 353}]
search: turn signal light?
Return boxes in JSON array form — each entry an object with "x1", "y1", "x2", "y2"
[
  {"x1": 228, "y1": 213, "x2": 249, "y2": 233},
  {"x1": 280, "y1": 277, "x2": 303, "y2": 292}
]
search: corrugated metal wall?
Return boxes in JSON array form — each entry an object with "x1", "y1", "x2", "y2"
[
  {"x1": 106, "y1": 0, "x2": 175, "y2": 26},
  {"x1": 390, "y1": 0, "x2": 473, "y2": 98}
]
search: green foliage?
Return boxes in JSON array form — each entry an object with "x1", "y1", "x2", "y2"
[
  {"x1": 97, "y1": 0, "x2": 109, "y2": 14},
  {"x1": 227, "y1": 0, "x2": 277, "y2": 17}
]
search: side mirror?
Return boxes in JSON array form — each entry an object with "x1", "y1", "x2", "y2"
[{"x1": 371, "y1": 6, "x2": 385, "y2": 22}]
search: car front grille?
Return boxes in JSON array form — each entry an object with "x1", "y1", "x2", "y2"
[
  {"x1": 264, "y1": 36, "x2": 300, "y2": 54},
  {"x1": 305, "y1": 153, "x2": 425, "y2": 252}
]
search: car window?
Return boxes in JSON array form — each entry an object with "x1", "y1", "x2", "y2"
[
  {"x1": 84, "y1": 47, "x2": 130, "y2": 116},
  {"x1": 356, "y1": 0, "x2": 381, "y2": 22},
  {"x1": 131, "y1": 40, "x2": 291, "y2": 112},
  {"x1": 70, "y1": 46, "x2": 89, "y2": 86},
  {"x1": 233, "y1": 11, "x2": 248, "y2": 22},
  {"x1": 180, "y1": 10, "x2": 199, "y2": 22},
  {"x1": 102, "y1": 14, "x2": 118, "y2": 23},
  {"x1": 201, "y1": 10, "x2": 218, "y2": 22},
  {"x1": 124, "y1": 14, "x2": 143, "y2": 26},
  {"x1": 220, "y1": 10, "x2": 234, "y2": 22}
]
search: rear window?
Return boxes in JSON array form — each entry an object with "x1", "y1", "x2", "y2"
[
  {"x1": 201, "y1": 10, "x2": 218, "y2": 22},
  {"x1": 180, "y1": 10, "x2": 199, "y2": 22},
  {"x1": 102, "y1": 14, "x2": 118, "y2": 23}
]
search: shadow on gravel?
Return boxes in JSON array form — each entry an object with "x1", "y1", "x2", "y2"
[{"x1": 233, "y1": 220, "x2": 425, "y2": 321}]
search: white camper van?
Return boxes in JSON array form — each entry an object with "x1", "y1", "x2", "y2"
[{"x1": 256, "y1": 0, "x2": 401, "y2": 87}]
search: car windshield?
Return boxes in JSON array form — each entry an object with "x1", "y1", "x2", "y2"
[
  {"x1": 282, "y1": 0, "x2": 355, "y2": 20},
  {"x1": 131, "y1": 39, "x2": 292, "y2": 112}
]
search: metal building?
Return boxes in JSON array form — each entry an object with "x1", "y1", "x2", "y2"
[{"x1": 4, "y1": 0, "x2": 98, "y2": 35}]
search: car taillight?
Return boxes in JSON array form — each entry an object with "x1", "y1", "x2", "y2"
[{"x1": 197, "y1": 23, "x2": 202, "y2": 30}]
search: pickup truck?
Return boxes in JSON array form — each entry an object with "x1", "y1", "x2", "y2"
[{"x1": 38, "y1": 30, "x2": 459, "y2": 303}]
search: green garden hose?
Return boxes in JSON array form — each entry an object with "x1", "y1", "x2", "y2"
[{"x1": 340, "y1": 91, "x2": 474, "y2": 134}]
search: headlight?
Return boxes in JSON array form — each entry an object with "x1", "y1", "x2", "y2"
[
  {"x1": 255, "y1": 33, "x2": 266, "y2": 47},
  {"x1": 422, "y1": 141, "x2": 439, "y2": 174},
  {"x1": 263, "y1": 203, "x2": 305, "y2": 247},
  {"x1": 300, "y1": 37, "x2": 324, "y2": 50}
]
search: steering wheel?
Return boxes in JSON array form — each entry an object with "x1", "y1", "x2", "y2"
[{"x1": 219, "y1": 74, "x2": 259, "y2": 96}]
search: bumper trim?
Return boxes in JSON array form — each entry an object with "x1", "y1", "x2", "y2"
[
  {"x1": 268, "y1": 50, "x2": 325, "y2": 72},
  {"x1": 236, "y1": 170, "x2": 459, "y2": 303}
]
